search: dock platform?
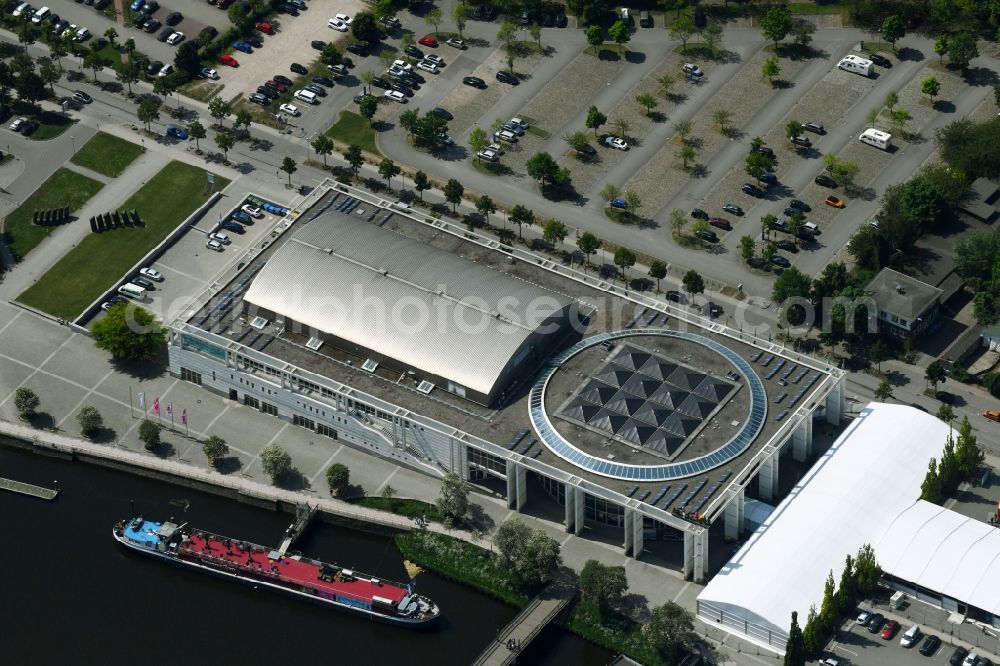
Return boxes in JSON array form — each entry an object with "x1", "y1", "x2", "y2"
[{"x1": 0, "y1": 477, "x2": 59, "y2": 500}]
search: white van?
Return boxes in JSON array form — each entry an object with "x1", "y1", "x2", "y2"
[
  {"x1": 31, "y1": 6, "x2": 50, "y2": 23},
  {"x1": 838, "y1": 54, "x2": 873, "y2": 77},
  {"x1": 118, "y1": 283, "x2": 147, "y2": 299},
  {"x1": 900, "y1": 624, "x2": 921, "y2": 648},
  {"x1": 859, "y1": 128, "x2": 892, "y2": 150},
  {"x1": 803, "y1": 221, "x2": 819, "y2": 234},
  {"x1": 293, "y1": 89, "x2": 318, "y2": 105}
]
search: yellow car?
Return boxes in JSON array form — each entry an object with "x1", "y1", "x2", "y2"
[{"x1": 825, "y1": 195, "x2": 846, "y2": 208}]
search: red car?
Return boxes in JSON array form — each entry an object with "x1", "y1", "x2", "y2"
[
  {"x1": 255, "y1": 21, "x2": 273, "y2": 34},
  {"x1": 418, "y1": 35, "x2": 438, "y2": 47},
  {"x1": 219, "y1": 54, "x2": 239, "y2": 67},
  {"x1": 708, "y1": 217, "x2": 731, "y2": 230},
  {"x1": 880, "y1": 620, "x2": 900, "y2": 640}
]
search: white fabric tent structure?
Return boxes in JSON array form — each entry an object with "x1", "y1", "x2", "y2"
[{"x1": 696, "y1": 403, "x2": 955, "y2": 653}]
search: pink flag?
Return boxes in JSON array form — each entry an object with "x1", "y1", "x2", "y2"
[
  {"x1": 166, "y1": 403, "x2": 173, "y2": 418},
  {"x1": 181, "y1": 409, "x2": 187, "y2": 425},
  {"x1": 152, "y1": 398, "x2": 160, "y2": 416}
]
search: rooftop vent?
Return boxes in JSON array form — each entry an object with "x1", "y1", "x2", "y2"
[
  {"x1": 894, "y1": 284, "x2": 905, "y2": 294},
  {"x1": 361, "y1": 359, "x2": 379, "y2": 373},
  {"x1": 249, "y1": 316, "x2": 269, "y2": 330},
  {"x1": 305, "y1": 337, "x2": 324, "y2": 351},
  {"x1": 417, "y1": 380, "x2": 435, "y2": 395}
]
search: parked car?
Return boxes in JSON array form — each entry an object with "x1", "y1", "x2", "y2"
[
  {"x1": 803, "y1": 122, "x2": 825, "y2": 134},
  {"x1": 312, "y1": 74, "x2": 334, "y2": 86},
  {"x1": 383, "y1": 89, "x2": 406, "y2": 103},
  {"x1": 241, "y1": 205, "x2": 263, "y2": 218},
  {"x1": 605, "y1": 136, "x2": 629, "y2": 150},
  {"x1": 682, "y1": 63, "x2": 704, "y2": 77},
  {"x1": 248, "y1": 92, "x2": 268, "y2": 105},
  {"x1": 232, "y1": 211, "x2": 253, "y2": 225},
  {"x1": 199, "y1": 67, "x2": 219, "y2": 80},
  {"x1": 145, "y1": 60, "x2": 164, "y2": 75},
  {"x1": 869, "y1": 53, "x2": 892, "y2": 67},
  {"x1": 722, "y1": 203, "x2": 743, "y2": 216},
  {"x1": 304, "y1": 83, "x2": 326, "y2": 96},
  {"x1": 206, "y1": 239, "x2": 225, "y2": 252},
  {"x1": 156, "y1": 63, "x2": 173, "y2": 77},
  {"x1": 287, "y1": 62, "x2": 306, "y2": 75},
  {"x1": 431, "y1": 107, "x2": 452, "y2": 120},
  {"x1": 166, "y1": 31, "x2": 184, "y2": 45},
  {"x1": 232, "y1": 40, "x2": 253, "y2": 53},
  {"x1": 18, "y1": 120, "x2": 38, "y2": 136},
  {"x1": 754, "y1": 144, "x2": 775, "y2": 159},
  {"x1": 501, "y1": 122, "x2": 524, "y2": 136},
  {"x1": 273, "y1": 75, "x2": 293, "y2": 86},
  {"x1": 346, "y1": 42, "x2": 367, "y2": 56},
  {"x1": 742, "y1": 183, "x2": 764, "y2": 197},
  {"x1": 759, "y1": 172, "x2": 778, "y2": 185},
  {"x1": 445, "y1": 37, "x2": 466, "y2": 49},
  {"x1": 775, "y1": 239, "x2": 797, "y2": 253},
  {"x1": 327, "y1": 18, "x2": 348, "y2": 31},
  {"x1": 132, "y1": 276, "x2": 155, "y2": 290},
  {"x1": 166, "y1": 125, "x2": 188, "y2": 139},
  {"x1": 219, "y1": 220, "x2": 244, "y2": 233},
  {"x1": 370, "y1": 76, "x2": 390, "y2": 89},
  {"x1": 404, "y1": 44, "x2": 423, "y2": 58},
  {"x1": 791, "y1": 135, "x2": 811, "y2": 147},
  {"x1": 788, "y1": 199, "x2": 811, "y2": 211},
  {"x1": 496, "y1": 71, "x2": 518, "y2": 85},
  {"x1": 462, "y1": 76, "x2": 486, "y2": 88},
  {"x1": 949, "y1": 648, "x2": 969, "y2": 666},
  {"x1": 609, "y1": 197, "x2": 627, "y2": 209},
  {"x1": 416, "y1": 60, "x2": 439, "y2": 74},
  {"x1": 825, "y1": 195, "x2": 846, "y2": 208},
  {"x1": 770, "y1": 254, "x2": 790, "y2": 268},
  {"x1": 279, "y1": 103, "x2": 300, "y2": 116},
  {"x1": 708, "y1": 217, "x2": 731, "y2": 230},
  {"x1": 691, "y1": 208, "x2": 708, "y2": 219},
  {"x1": 866, "y1": 613, "x2": 884, "y2": 633},
  {"x1": 880, "y1": 620, "x2": 900, "y2": 640},
  {"x1": 477, "y1": 148, "x2": 498, "y2": 162},
  {"x1": 138, "y1": 267, "x2": 163, "y2": 281},
  {"x1": 418, "y1": 35, "x2": 438, "y2": 47},
  {"x1": 141, "y1": 19, "x2": 159, "y2": 33},
  {"x1": 72, "y1": 90, "x2": 92, "y2": 104},
  {"x1": 255, "y1": 86, "x2": 278, "y2": 99},
  {"x1": 919, "y1": 635, "x2": 941, "y2": 656},
  {"x1": 815, "y1": 174, "x2": 837, "y2": 188},
  {"x1": 218, "y1": 54, "x2": 239, "y2": 67},
  {"x1": 696, "y1": 228, "x2": 718, "y2": 243}
]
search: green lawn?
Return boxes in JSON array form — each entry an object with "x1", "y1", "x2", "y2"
[
  {"x1": 71, "y1": 132, "x2": 145, "y2": 178},
  {"x1": 326, "y1": 111, "x2": 380, "y2": 155},
  {"x1": 18, "y1": 161, "x2": 229, "y2": 320},
  {"x1": 2, "y1": 168, "x2": 104, "y2": 261}
]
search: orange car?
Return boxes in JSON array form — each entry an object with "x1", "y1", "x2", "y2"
[{"x1": 825, "y1": 195, "x2": 845, "y2": 208}]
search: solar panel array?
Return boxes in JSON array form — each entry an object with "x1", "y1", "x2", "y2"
[{"x1": 529, "y1": 330, "x2": 769, "y2": 481}]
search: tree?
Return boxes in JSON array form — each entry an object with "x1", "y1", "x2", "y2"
[
  {"x1": 934, "y1": 35, "x2": 949, "y2": 62},
  {"x1": 608, "y1": 19, "x2": 629, "y2": 55},
  {"x1": 801, "y1": 605, "x2": 821, "y2": 659},
  {"x1": 784, "y1": 611, "x2": 806, "y2": 666},
  {"x1": 648, "y1": 260, "x2": 667, "y2": 291},
  {"x1": 208, "y1": 97, "x2": 231, "y2": 127},
  {"x1": 585, "y1": 105, "x2": 606, "y2": 137},
  {"x1": 940, "y1": 434, "x2": 960, "y2": 494},
  {"x1": 359, "y1": 70, "x2": 375, "y2": 95},
  {"x1": 50, "y1": 36, "x2": 69, "y2": 72},
  {"x1": 600, "y1": 183, "x2": 622, "y2": 203},
  {"x1": 937, "y1": 403, "x2": 956, "y2": 425},
  {"x1": 15, "y1": 71, "x2": 44, "y2": 105},
  {"x1": 344, "y1": 144, "x2": 364, "y2": 175},
  {"x1": 497, "y1": 20, "x2": 516, "y2": 49},
  {"x1": 703, "y1": 20, "x2": 724, "y2": 56},
  {"x1": 818, "y1": 570, "x2": 839, "y2": 635},
  {"x1": 14, "y1": 387, "x2": 39, "y2": 420},
  {"x1": 772, "y1": 267, "x2": 812, "y2": 324},
  {"x1": 874, "y1": 379, "x2": 894, "y2": 402},
  {"x1": 614, "y1": 247, "x2": 636, "y2": 284},
  {"x1": 475, "y1": 195, "x2": 496, "y2": 225},
  {"x1": 378, "y1": 157, "x2": 400, "y2": 188},
  {"x1": 351, "y1": 12, "x2": 381, "y2": 45},
  {"x1": 794, "y1": 21, "x2": 815, "y2": 47},
  {"x1": 425, "y1": 7, "x2": 443, "y2": 37},
  {"x1": 413, "y1": 170, "x2": 430, "y2": 200},
  {"x1": 920, "y1": 457, "x2": 943, "y2": 504},
  {"x1": 954, "y1": 230, "x2": 1000, "y2": 290},
  {"x1": 837, "y1": 554, "x2": 858, "y2": 619},
  {"x1": 866, "y1": 107, "x2": 880, "y2": 129},
  {"x1": 357, "y1": 94, "x2": 378, "y2": 126},
  {"x1": 890, "y1": 108, "x2": 911, "y2": 136},
  {"x1": 636, "y1": 92, "x2": 658, "y2": 116},
  {"x1": 762, "y1": 56, "x2": 780, "y2": 85},
  {"x1": 321, "y1": 43, "x2": 342, "y2": 68},
  {"x1": 761, "y1": 214, "x2": 778, "y2": 239},
  {"x1": 613, "y1": 117, "x2": 630, "y2": 140},
  {"x1": 994, "y1": 84, "x2": 1000, "y2": 111},
  {"x1": 580, "y1": 560, "x2": 628, "y2": 608},
  {"x1": 646, "y1": 602, "x2": 696, "y2": 663},
  {"x1": 948, "y1": 32, "x2": 979, "y2": 71},
  {"x1": 495, "y1": 518, "x2": 562, "y2": 585},
  {"x1": 921, "y1": 76, "x2": 940, "y2": 106},
  {"x1": 786, "y1": 120, "x2": 805, "y2": 144},
  {"x1": 39, "y1": 63, "x2": 59, "y2": 96},
  {"x1": 656, "y1": 74, "x2": 674, "y2": 99},
  {"x1": 565, "y1": 130, "x2": 591, "y2": 155},
  {"x1": 232, "y1": 108, "x2": 252, "y2": 138},
  {"x1": 202, "y1": 436, "x2": 229, "y2": 465},
  {"x1": 138, "y1": 420, "x2": 161, "y2": 451},
  {"x1": 925, "y1": 360, "x2": 947, "y2": 393},
  {"x1": 670, "y1": 14, "x2": 696, "y2": 52},
  {"x1": 92, "y1": 303, "x2": 166, "y2": 362},
  {"x1": 679, "y1": 144, "x2": 697, "y2": 170},
  {"x1": 326, "y1": 463, "x2": 350, "y2": 495},
  {"x1": 852, "y1": 544, "x2": 882, "y2": 598},
  {"x1": 436, "y1": 472, "x2": 469, "y2": 522},
  {"x1": 529, "y1": 22, "x2": 541, "y2": 48},
  {"x1": 660, "y1": 211, "x2": 684, "y2": 241},
  {"x1": 740, "y1": 235, "x2": 756, "y2": 264},
  {"x1": 543, "y1": 219, "x2": 568, "y2": 247},
  {"x1": 577, "y1": 231, "x2": 601, "y2": 268},
  {"x1": 83, "y1": 52, "x2": 108, "y2": 83},
  {"x1": 452, "y1": 3, "x2": 468, "y2": 39},
  {"x1": 280, "y1": 157, "x2": 297, "y2": 186},
  {"x1": 881, "y1": 15, "x2": 905, "y2": 52},
  {"x1": 762, "y1": 241, "x2": 777, "y2": 266},
  {"x1": 115, "y1": 60, "x2": 139, "y2": 96},
  {"x1": 381, "y1": 484, "x2": 396, "y2": 501},
  {"x1": 624, "y1": 190, "x2": 642, "y2": 215},
  {"x1": 585, "y1": 25, "x2": 603, "y2": 53},
  {"x1": 174, "y1": 41, "x2": 201, "y2": 77},
  {"x1": 526, "y1": 151, "x2": 563, "y2": 185},
  {"x1": 443, "y1": 178, "x2": 464, "y2": 212},
  {"x1": 214, "y1": 132, "x2": 235, "y2": 161},
  {"x1": 77, "y1": 405, "x2": 103, "y2": 438},
  {"x1": 469, "y1": 127, "x2": 489, "y2": 158},
  {"x1": 869, "y1": 338, "x2": 890, "y2": 372},
  {"x1": 746, "y1": 150, "x2": 772, "y2": 183},
  {"x1": 954, "y1": 416, "x2": 984, "y2": 479},
  {"x1": 260, "y1": 444, "x2": 292, "y2": 482},
  {"x1": 311, "y1": 134, "x2": 334, "y2": 167},
  {"x1": 760, "y1": 4, "x2": 792, "y2": 50},
  {"x1": 712, "y1": 109, "x2": 732, "y2": 135},
  {"x1": 683, "y1": 269, "x2": 704, "y2": 296},
  {"x1": 510, "y1": 204, "x2": 534, "y2": 240}
]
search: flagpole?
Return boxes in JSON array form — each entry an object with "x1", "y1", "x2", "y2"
[
  {"x1": 170, "y1": 405, "x2": 174, "y2": 432},
  {"x1": 129, "y1": 387, "x2": 134, "y2": 419}
]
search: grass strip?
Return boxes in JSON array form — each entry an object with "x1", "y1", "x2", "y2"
[
  {"x1": 353, "y1": 497, "x2": 443, "y2": 522},
  {"x1": 71, "y1": 132, "x2": 145, "y2": 178},
  {"x1": 2, "y1": 167, "x2": 104, "y2": 260},
  {"x1": 18, "y1": 161, "x2": 229, "y2": 320},
  {"x1": 326, "y1": 110, "x2": 380, "y2": 155}
]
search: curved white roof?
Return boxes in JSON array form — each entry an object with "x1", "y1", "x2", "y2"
[
  {"x1": 697, "y1": 403, "x2": 953, "y2": 651},
  {"x1": 244, "y1": 212, "x2": 573, "y2": 397}
]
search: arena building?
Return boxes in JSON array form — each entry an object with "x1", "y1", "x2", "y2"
[{"x1": 168, "y1": 181, "x2": 846, "y2": 582}]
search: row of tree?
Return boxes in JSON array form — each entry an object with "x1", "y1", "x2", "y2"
[
  {"x1": 785, "y1": 544, "x2": 882, "y2": 665},
  {"x1": 919, "y1": 416, "x2": 985, "y2": 504}
]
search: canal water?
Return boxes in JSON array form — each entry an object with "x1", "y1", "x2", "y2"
[{"x1": 0, "y1": 444, "x2": 612, "y2": 665}]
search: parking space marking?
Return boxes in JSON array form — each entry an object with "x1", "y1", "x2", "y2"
[
  {"x1": 672, "y1": 581, "x2": 691, "y2": 602},
  {"x1": 831, "y1": 642, "x2": 859, "y2": 657},
  {"x1": 55, "y1": 368, "x2": 115, "y2": 429},
  {"x1": 374, "y1": 466, "x2": 400, "y2": 496},
  {"x1": 309, "y1": 444, "x2": 346, "y2": 486},
  {"x1": 240, "y1": 422, "x2": 290, "y2": 478},
  {"x1": 0, "y1": 332, "x2": 74, "y2": 409},
  {"x1": 201, "y1": 403, "x2": 232, "y2": 434},
  {"x1": 0, "y1": 310, "x2": 23, "y2": 337}
]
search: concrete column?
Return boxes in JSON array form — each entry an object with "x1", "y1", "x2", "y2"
[
  {"x1": 683, "y1": 529, "x2": 694, "y2": 580},
  {"x1": 514, "y1": 463, "x2": 526, "y2": 511},
  {"x1": 574, "y1": 489, "x2": 585, "y2": 535},
  {"x1": 623, "y1": 508, "x2": 644, "y2": 558},
  {"x1": 758, "y1": 447, "x2": 779, "y2": 502},
  {"x1": 564, "y1": 485, "x2": 576, "y2": 534},
  {"x1": 694, "y1": 529, "x2": 709, "y2": 583},
  {"x1": 791, "y1": 417, "x2": 813, "y2": 462},
  {"x1": 506, "y1": 463, "x2": 517, "y2": 510},
  {"x1": 724, "y1": 488, "x2": 745, "y2": 540},
  {"x1": 623, "y1": 509, "x2": 633, "y2": 555},
  {"x1": 826, "y1": 375, "x2": 845, "y2": 426}
]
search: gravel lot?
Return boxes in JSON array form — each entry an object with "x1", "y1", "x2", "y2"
[
  {"x1": 565, "y1": 51, "x2": 693, "y2": 195},
  {"x1": 624, "y1": 48, "x2": 810, "y2": 218},
  {"x1": 505, "y1": 52, "x2": 624, "y2": 170}
]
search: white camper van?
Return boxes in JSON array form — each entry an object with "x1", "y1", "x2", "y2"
[
  {"x1": 859, "y1": 128, "x2": 892, "y2": 150},
  {"x1": 838, "y1": 54, "x2": 873, "y2": 77},
  {"x1": 118, "y1": 283, "x2": 147, "y2": 299}
]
